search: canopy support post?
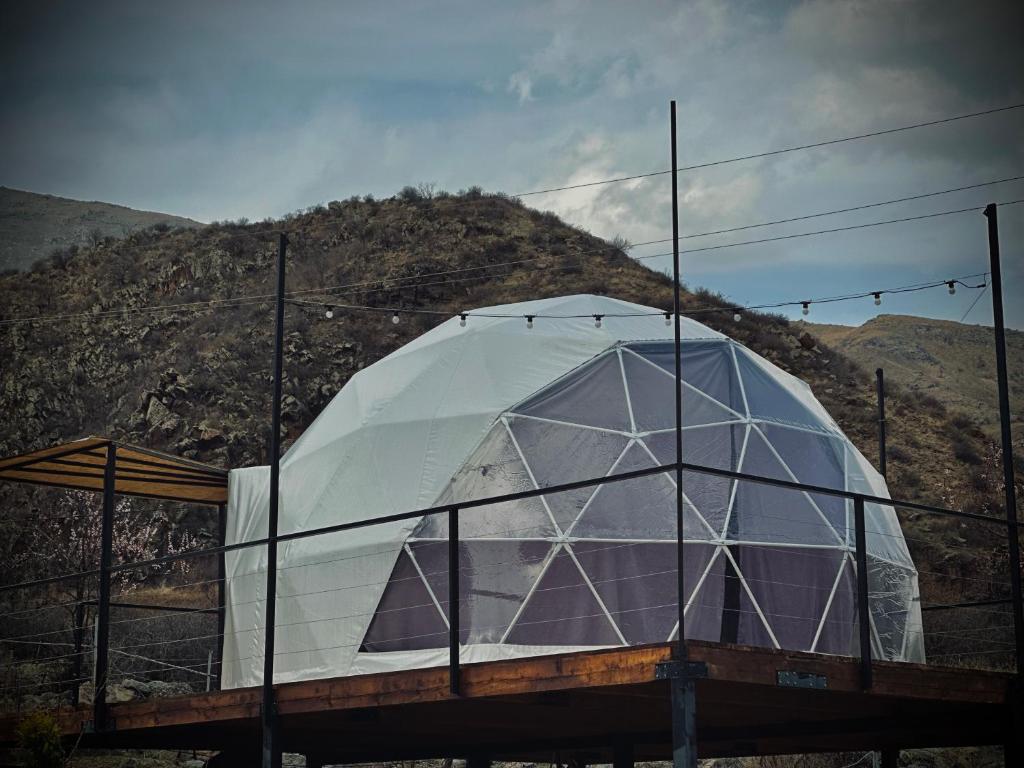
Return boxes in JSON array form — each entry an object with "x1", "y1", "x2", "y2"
[{"x1": 93, "y1": 442, "x2": 116, "y2": 731}]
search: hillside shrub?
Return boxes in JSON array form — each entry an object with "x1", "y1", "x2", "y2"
[{"x1": 15, "y1": 711, "x2": 64, "y2": 768}]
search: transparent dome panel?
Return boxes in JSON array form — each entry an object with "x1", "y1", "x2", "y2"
[
  {"x1": 624, "y1": 341, "x2": 746, "y2": 415},
  {"x1": 362, "y1": 338, "x2": 923, "y2": 662}
]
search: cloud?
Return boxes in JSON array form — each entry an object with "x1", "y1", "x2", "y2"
[{"x1": 507, "y1": 71, "x2": 534, "y2": 104}]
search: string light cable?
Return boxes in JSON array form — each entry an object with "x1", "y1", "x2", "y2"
[{"x1": 288, "y1": 272, "x2": 988, "y2": 326}]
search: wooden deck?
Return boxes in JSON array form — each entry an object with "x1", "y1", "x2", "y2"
[{"x1": 1, "y1": 642, "x2": 1014, "y2": 762}]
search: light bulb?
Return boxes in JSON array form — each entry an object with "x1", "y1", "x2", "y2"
[
  {"x1": 594, "y1": 315, "x2": 603, "y2": 329},
  {"x1": 947, "y1": 281, "x2": 956, "y2": 295},
  {"x1": 664, "y1": 312, "x2": 672, "y2": 327},
  {"x1": 459, "y1": 314, "x2": 467, "y2": 327},
  {"x1": 801, "y1": 302, "x2": 810, "y2": 316},
  {"x1": 526, "y1": 315, "x2": 534, "y2": 329},
  {"x1": 873, "y1": 293, "x2": 881, "y2": 306},
  {"x1": 325, "y1": 306, "x2": 334, "y2": 319},
  {"x1": 733, "y1": 311, "x2": 741, "y2": 322},
  {"x1": 391, "y1": 312, "x2": 400, "y2": 325}
]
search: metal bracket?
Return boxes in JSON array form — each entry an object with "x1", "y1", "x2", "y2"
[
  {"x1": 777, "y1": 669, "x2": 828, "y2": 689},
  {"x1": 655, "y1": 660, "x2": 708, "y2": 681}
]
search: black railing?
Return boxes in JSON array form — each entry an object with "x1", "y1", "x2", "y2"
[{"x1": 4, "y1": 451, "x2": 1018, "y2": 714}]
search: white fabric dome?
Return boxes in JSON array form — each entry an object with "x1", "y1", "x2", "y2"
[{"x1": 222, "y1": 295, "x2": 923, "y2": 688}]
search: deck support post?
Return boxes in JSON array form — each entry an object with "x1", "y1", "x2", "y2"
[
  {"x1": 656, "y1": 660, "x2": 706, "y2": 768},
  {"x1": 854, "y1": 495, "x2": 873, "y2": 690},
  {"x1": 93, "y1": 442, "x2": 116, "y2": 731},
  {"x1": 612, "y1": 740, "x2": 633, "y2": 768}
]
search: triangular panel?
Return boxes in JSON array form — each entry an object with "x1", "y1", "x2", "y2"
[
  {"x1": 414, "y1": 422, "x2": 554, "y2": 539},
  {"x1": 758, "y1": 423, "x2": 847, "y2": 536},
  {"x1": 505, "y1": 548, "x2": 622, "y2": 646},
  {"x1": 574, "y1": 541, "x2": 716, "y2": 644},
  {"x1": 621, "y1": 350, "x2": 738, "y2": 431},
  {"x1": 513, "y1": 351, "x2": 631, "y2": 431},
  {"x1": 362, "y1": 549, "x2": 448, "y2": 652},
  {"x1": 507, "y1": 415, "x2": 630, "y2": 532},
  {"x1": 644, "y1": 424, "x2": 748, "y2": 534},
  {"x1": 814, "y1": 556, "x2": 858, "y2": 656},
  {"x1": 571, "y1": 441, "x2": 710, "y2": 540},
  {"x1": 733, "y1": 545, "x2": 846, "y2": 652},
  {"x1": 411, "y1": 540, "x2": 553, "y2": 644},
  {"x1": 623, "y1": 340, "x2": 746, "y2": 414},
  {"x1": 730, "y1": 428, "x2": 842, "y2": 545}
]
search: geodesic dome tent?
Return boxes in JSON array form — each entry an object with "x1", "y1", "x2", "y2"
[{"x1": 222, "y1": 295, "x2": 924, "y2": 688}]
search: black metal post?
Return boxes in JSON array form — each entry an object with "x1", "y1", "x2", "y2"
[
  {"x1": 448, "y1": 506, "x2": 460, "y2": 696},
  {"x1": 262, "y1": 232, "x2": 287, "y2": 768},
  {"x1": 880, "y1": 748, "x2": 898, "y2": 768},
  {"x1": 853, "y1": 495, "x2": 872, "y2": 690},
  {"x1": 215, "y1": 502, "x2": 227, "y2": 690},
  {"x1": 667, "y1": 98, "x2": 699, "y2": 768},
  {"x1": 875, "y1": 368, "x2": 887, "y2": 479},
  {"x1": 984, "y1": 203, "x2": 1024, "y2": 673},
  {"x1": 93, "y1": 442, "x2": 116, "y2": 730},
  {"x1": 71, "y1": 595, "x2": 85, "y2": 706},
  {"x1": 612, "y1": 740, "x2": 634, "y2": 768},
  {"x1": 670, "y1": 104, "x2": 686, "y2": 661}
]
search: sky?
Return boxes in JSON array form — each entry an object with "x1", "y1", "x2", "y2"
[{"x1": 2, "y1": 0, "x2": 1022, "y2": 328}]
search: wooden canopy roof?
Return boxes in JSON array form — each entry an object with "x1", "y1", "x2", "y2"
[{"x1": 0, "y1": 436, "x2": 228, "y2": 505}]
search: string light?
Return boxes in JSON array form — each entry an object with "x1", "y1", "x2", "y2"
[
  {"x1": 733, "y1": 310, "x2": 742, "y2": 322},
  {"x1": 324, "y1": 306, "x2": 334, "y2": 319},
  {"x1": 873, "y1": 293, "x2": 882, "y2": 306},
  {"x1": 459, "y1": 313, "x2": 467, "y2": 327},
  {"x1": 802, "y1": 302, "x2": 810, "y2": 316},
  {"x1": 391, "y1": 312, "x2": 400, "y2": 325},
  {"x1": 947, "y1": 281, "x2": 956, "y2": 295},
  {"x1": 594, "y1": 315, "x2": 603, "y2": 329},
  {"x1": 664, "y1": 312, "x2": 672, "y2": 327},
  {"x1": 525, "y1": 315, "x2": 534, "y2": 330}
]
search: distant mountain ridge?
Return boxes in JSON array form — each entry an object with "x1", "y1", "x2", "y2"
[
  {"x1": 805, "y1": 314, "x2": 1023, "y2": 447},
  {"x1": 0, "y1": 186, "x2": 201, "y2": 272}
]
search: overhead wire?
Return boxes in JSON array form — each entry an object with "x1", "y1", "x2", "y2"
[{"x1": 512, "y1": 103, "x2": 1024, "y2": 197}]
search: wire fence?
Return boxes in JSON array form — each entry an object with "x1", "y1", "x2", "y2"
[{"x1": 1, "y1": 456, "x2": 1018, "y2": 719}]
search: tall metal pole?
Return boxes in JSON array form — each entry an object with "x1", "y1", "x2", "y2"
[
  {"x1": 667, "y1": 98, "x2": 700, "y2": 768},
  {"x1": 262, "y1": 233, "x2": 288, "y2": 768},
  {"x1": 93, "y1": 442, "x2": 116, "y2": 731},
  {"x1": 983, "y1": 204, "x2": 1023, "y2": 672},
  {"x1": 670, "y1": 100, "x2": 686, "y2": 662},
  {"x1": 876, "y1": 368, "x2": 887, "y2": 479}
]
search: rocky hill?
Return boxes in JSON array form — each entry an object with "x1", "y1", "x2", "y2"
[
  {"x1": 0, "y1": 189, "x2": 1018, "y2": 665},
  {"x1": 0, "y1": 187, "x2": 200, "y2": 273},
  {"x1": 806, "y1": 315, "x2": 1024, "y2": 449}
]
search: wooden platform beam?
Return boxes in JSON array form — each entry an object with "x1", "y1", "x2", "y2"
[{"x1": 0, "y1": 643, "x2": 1013, "y2": 761}]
